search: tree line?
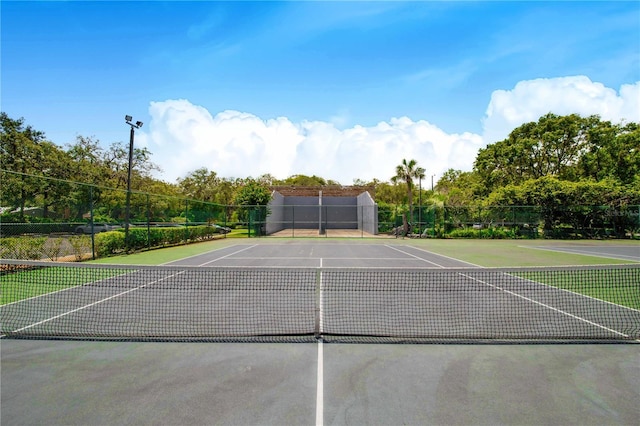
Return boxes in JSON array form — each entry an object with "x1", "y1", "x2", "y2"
[
  {"x1": 1, "y1": 111, "x2": 638, "y2": 229},
  {"x1": 436, "y1": 113, "x2": 639, "y2": 211}
]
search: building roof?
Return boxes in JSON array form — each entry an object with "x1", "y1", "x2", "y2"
[{"x1": 270, "y1": 186, "x2": 374, "y2": 198}]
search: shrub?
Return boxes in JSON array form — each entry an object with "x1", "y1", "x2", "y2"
[
  {"x1": 448, "y1": 228, "x2": 480, "y2": 239},
  {"x1": 42, "y1": 238, "x2": 63, "y2": 261},
  {"x1": 447, "y1": 226, "x2": 520, "y2": 239},
  {"x1": 18, "y1": 237, "x2": 48, "y2": 259},
  {"x1": 125, "y1": 228, "x2": 149, "y2": 251},
  {"x1": 95, "y1": 231, "x2": 126, "y2": 257},
  {"x1": 68, "y1": 235, "x2": 92, "y2": 261},
  {"x1": 0, "y1": 238, "x2": 19, "y2": 259}
]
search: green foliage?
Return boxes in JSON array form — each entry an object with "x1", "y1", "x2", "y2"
[
  {"x1": 42, "y1": 238, "x2": 63, "y2": 261},
  {"x1": 376, "y1": 202, "x2": 399, "y2": 232},
  {"x1": 92, "y1": 226, "x2": 223, "y2": 257},
  {"x1": 2, "y1": 112, "x2": 639, "y2": 241},
  {"x1": 391, "y1": 159, "x2": 425, "y2": 234},
  {"x1": 68, "y1": 235, "x2": 91, "y2": 261},
  {"x1": 22, "y1": 237, "x2": 47, "y2": 259},
  {"x1": 95, "y1": 231, "x2": 126, "y2": 257},
  {"x1": 474, "y1": 114, "x2": 639, "y2": 195},
  {"x1": 154, "y1": 228, "x2": 184, "y2": 246},
  {"x1": 233, "y1": 180, "x2": 272, "y2": 206},
  {"x1": 371, "y1": 181, "x2": 404, "y2": 206},
  {"x1": 485, "y1": 177, "x2": 638, "y2": 236},
  {"x1": 279, "y1": 174, "x2": 328, "y2": 186},
  {"x1": 0, "y1": 238, "x2": 19, "y2": 259},
  {"x1": 177, "y1": 168, "x2": 220, "y2": 201},
  {"x1": 447, "y1": 227, "x2": 520, "y2": 239},
  {"x1": 0, "y1": 237, "x2": 48, "y2": 260},
  {"x1": 437, "y1": 169, "x2": 483, "y2": 205}
]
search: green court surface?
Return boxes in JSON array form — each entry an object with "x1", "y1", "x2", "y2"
[
  {"x1": 1, "y1": 266, "x2": 130, "y2": 305},
  {"x1": 91, "y1": 238, "x2": 639, "y2": 267},
  {"x1": 406, "y1": 239, "x2": 638, "y2": 267}
]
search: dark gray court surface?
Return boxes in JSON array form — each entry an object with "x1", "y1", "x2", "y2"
[{"x1": 2, "y1": 242, "x2": 639, "y2": 425}]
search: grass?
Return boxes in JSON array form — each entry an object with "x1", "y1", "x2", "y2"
[
  {"x1": 88, "y1": 236, "x2": 638, "y2": 268},
  {"x1": 514, "y1": 269, "x2": 640, "y2": 310},
  {"x1": 406, "y1": 239, "x2": 639, "y2": 267},
  {"x1": 1, "y1": 266, "x2": 130, "y2": 305},
  {"x1": 89, "y1": 238, "x2": 240, "y2": 265}
]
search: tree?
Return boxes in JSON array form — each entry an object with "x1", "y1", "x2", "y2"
[
  {"x1": 177, "y1": 168, "x2": 219, "y2": 201},
  {"x1": 101, "y1": 142, "x2": 160, "y2": 190},
  {"x1": 579, "y1": 120, "x2": 640, "y2": 185},
  {"x1": 281, "y1": 174, "x2": 329, "y2": 186},
  {"x1": 474, "y1": 114, "x2": 639, "y2": 195},
  {"x1": 233, "y1": 179, "x2": 272, "y2": 236},
  {"x1": 391, "y1": 159, "x2": 425, "y2": 229},
  {"x1": 256, "y1": 174, "x2": 278, "y2": 186},
  {"x1": 1, "y1": 114, "x2": 41, "y2": 218},
  {"x1": 475, "y1": 114, "x2": 590, "y2": 191},
  {"x1": 233, "y1": 179, "x2": 272, "y2": 206},
  {"x1": 35, "y1": 141, "x2": 74, "y2": 219},
  {"x1": 437, "y1": 169, "x2": 483, "y2": 206}
]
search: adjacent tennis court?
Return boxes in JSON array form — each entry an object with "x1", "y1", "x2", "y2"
[{"x1": 2, "y1": 240, "x2": 639, "y2": 424}]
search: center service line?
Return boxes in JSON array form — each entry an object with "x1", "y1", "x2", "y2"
[
  {"x1": 316, "y1": 257, "x2": 324, "y2": 426},
  {"x1": 316, "y1": 340, "x2": 324, "y2": 426}
]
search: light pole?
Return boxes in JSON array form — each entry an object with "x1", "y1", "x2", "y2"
[
  {"x1": 124, "y1": 115, "x2": 143, "y2": 247},
  {"x1": 416, "y1": 166, "x2": 425, "y2": 238},
  {"x1": 431, "y1": 174, "x2": 435, "y2": 191},
  {"x1": 418, "y1": 176, "x2": 422, "y2": 237}
]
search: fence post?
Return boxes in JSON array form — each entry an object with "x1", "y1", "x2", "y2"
[
  {"x1": 146, "y1": 193, "x2": 151, "y2": 250},
  {"x1": 395, "y1": 205, "x2": 398, "y2": 239},
  {"x1": 90, "y1": 185, "x2": 95, "y2": 260},
  {"x1": 185, "y1": 199, "x2": 189, "y2": 242}
]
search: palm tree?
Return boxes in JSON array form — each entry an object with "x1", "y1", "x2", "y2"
[{"x1": 391, "y1": 159, "x2": 425, "y2": 235}]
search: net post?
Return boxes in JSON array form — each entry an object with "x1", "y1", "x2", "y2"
[{"x1": 314, "y1": 267, "x2": 323, "y2": 341}]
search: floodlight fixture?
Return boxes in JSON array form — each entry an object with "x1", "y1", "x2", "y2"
[{"x1": 123, "y1": 114, "x2": 143, "y2": 247}]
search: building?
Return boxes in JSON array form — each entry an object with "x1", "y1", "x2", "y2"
[{"x1": 266, "y1": 186, "x2": 378, "y2": 236}]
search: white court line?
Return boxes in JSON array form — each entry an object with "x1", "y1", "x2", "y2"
[
  {"x1": 9, "y1": 271, "x2": 186, "y2": 333},
  {"x1": 197, "y1": 244, "x2": 258, "y2": 266},
  {"x1": 316, "y1": 340, "x2": 324, "y2": 426},
  {"x1": 460, "y1": 273, "x2": 631, "y2": 338},
  {"x1": 384, "y1": 245, "x2": 447, "y2": 268},
  {"x1": 161, "y1": 243, "x2": 250, "y2": 265},
  {"x1": 316, "y1": 260, "x2": 324, "y2": 426},
  {"x1": 523, "y1": 245, "x2": 640, "y2": 262},
  {"x1": 0, "y1": 271, "x2": 133, "y2": 308},
  {"x1": 231, "y1": 256, "x2": 406, "y2": 260},
  {"x1": 507, "y1": 271, "x2": 640, "y2": 313},
  {"x1": 408, "y1": 245, "x2": 483, "y2": 267},
  {"x1": 2, "y1": 257, "x2": 225, "y2": 336}
]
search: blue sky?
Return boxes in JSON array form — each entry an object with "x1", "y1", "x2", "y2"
[{"x1": 2, "y1": 1, "x2": 639, "y2": 184}]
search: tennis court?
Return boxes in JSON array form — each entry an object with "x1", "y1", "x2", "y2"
[
  {"x1": 530, "y1": 244, "x2": 640, "y2": 262},
  {"x1": 2, "y1": 241, "x2": 639, "y2": 424}
]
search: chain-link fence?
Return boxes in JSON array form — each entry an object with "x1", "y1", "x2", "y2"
[
  {"x1": 409, "y1": 204, "x2": 640, "y2": 239},
  {"x1": 2, "y1": 171, "x2": 638, "y2": 260},
  {"x1": 0, "y1": 171, "x2": 235, "y2": 260}
]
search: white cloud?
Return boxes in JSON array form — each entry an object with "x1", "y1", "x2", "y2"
[
  {"x1": 142, "y1": 76, "x2": 638, "y2": 185},
  {"x1": 142, "y1": 99, "x2": 483, "y2": 184},
  {"x1": 482, "y1": 76, "x2": 640, "y2": 143}
]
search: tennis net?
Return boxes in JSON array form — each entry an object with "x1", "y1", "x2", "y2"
[{"x1": 1, "y1": 260, "x2": 638, "y2": 342}]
